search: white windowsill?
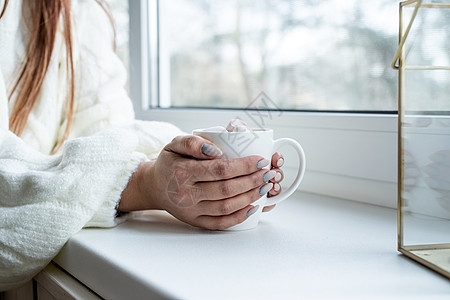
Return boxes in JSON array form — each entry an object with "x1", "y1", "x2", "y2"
[{"x1": 53, "y1": 192, "x2": 449, "y2": 299}]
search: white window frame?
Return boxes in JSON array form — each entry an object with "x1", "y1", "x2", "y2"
[{"x1": 129, "y1": 0, "x2": 398, "y2": 208}]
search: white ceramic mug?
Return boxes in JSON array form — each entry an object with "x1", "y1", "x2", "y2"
[{"x1": 193, "y1": 128, "x2": 306, "y2": 230}]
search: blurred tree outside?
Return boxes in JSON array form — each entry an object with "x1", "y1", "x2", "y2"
[
  {"x1": 160, "y1": 0, "x2": 401, "y2": 110},
  {"x1": 107, "y1": 0, "x2": 449, "y2": 112}
]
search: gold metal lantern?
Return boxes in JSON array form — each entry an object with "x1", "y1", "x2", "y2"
[{"x1": 393, "y1": 0, "x2": 450, "y2": 278}]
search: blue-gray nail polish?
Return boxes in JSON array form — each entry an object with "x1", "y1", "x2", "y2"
[
  {"x1": 257, "y1": 159, "x2": 270, "y2": 169},
  {"x1": 263, "y1": 170, "x2": 276, "y2": 182},
  {"x1": 246, "y1": 205, "x2": 260, "y2": 217},
  {"x1": 201, "y1": 143, "x2": 222, "y2": 157},
  {"x1": 259, "y1": 183, "x2": 273, "y2": 196}
]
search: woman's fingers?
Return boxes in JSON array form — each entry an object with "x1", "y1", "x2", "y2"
[
  {"x1": 271, "y1": 152, "x2": 284, "y2": 168},
  {"x1": 193, "y1": 205, "x2": 254, "y2": 231},
  {"x1": 197, "y1": 183, "x2": 273, "y2": 216},
  {"x1": 264, "y1": 152, "x2": 284, "y2": 212},
  {"x1": 268, "y1": 182, "x2": 282, "y2": 197},
  {"x1": 195, "y1": 169, "x2": 275, "y2": 200},
  {"x1": 266, "y1": 152, "x2": 284, "y2": 196},
  {"x1": 268, "y1": 154, "x2": 284, "y2": 195},
  {"x1": 262, "y1": 204, "x2": 276, "y2": 212},
  {"x1": 269, "y1": 168, "x2": 283, "y2": 184},
  {"x1": 193, "y1": 155, "x2": 269, "y2": 182},
  {"x1": 165, "y1": 135, "x2": 223, "y2": 160},
  {"x1": 154, "y1": 136, "x2": 288, "y2": 230}
]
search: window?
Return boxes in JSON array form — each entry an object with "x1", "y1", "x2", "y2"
[
  {"x1": 157, "y1": 0, "x2": 399, "y2": 111},
  {"x1": 113, "y1": 0, "x2": 450, "y2": 112},
  {"x1": 128, "y1": 0, "x2": 401, "y2": 208}
]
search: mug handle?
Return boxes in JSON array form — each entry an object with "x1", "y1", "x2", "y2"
[{"x1": 264, "y1": 138, "x2": 306, "y2": 206}]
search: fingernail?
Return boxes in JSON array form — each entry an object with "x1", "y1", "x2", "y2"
[
  {"x1": 201, "y1": 143, "x2": 222, "y2": 157},
  {"x1": 263, "y1": 170, "x2": 276, "y2": 182},
  {"x1": 275, "y1": 172, "x2": 282, "y2": 182},
  {"x1": 274, "y1": 183, "x2": 281, "y2": 192},
  {"x1": 277, "y1": 158, "x2": 284, "y2": 167},
  {"x1": 247, "y1": 205, "x2": 260, "y2": 217},
  {"x1": 257, "y1": 159, "x2": 270, "y2": 169},
  {"x1": 259, "y1": 183, "x2": 273, "y2": 196}
]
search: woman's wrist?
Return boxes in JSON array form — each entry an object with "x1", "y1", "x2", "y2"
[{"x1": 118, "y1": 160, "x2": 160, "y2": 212}]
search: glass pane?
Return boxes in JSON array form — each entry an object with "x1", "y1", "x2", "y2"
[
  {"x1": 402, "y1": 116, "x2": 450, "y2": 246},
  {"x1": 401, "y1": 3, "x2": 450, "y2": 247},
  {"x1": 403, "y1": 3, "x2": 450, "y2": 112},
  {"x1": 158, "y1": 0, "x2": 399, "y2": 110}
]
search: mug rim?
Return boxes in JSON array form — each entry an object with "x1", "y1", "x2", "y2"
[{"x1": 192, "y1": 128, "x2": 273, "y2": 134}]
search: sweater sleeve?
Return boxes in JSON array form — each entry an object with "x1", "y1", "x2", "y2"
[{"x1": 0, "y1": 127, "x2": 147, "y2": 291}]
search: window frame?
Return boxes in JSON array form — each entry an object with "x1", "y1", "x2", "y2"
[{"x1": 129, "y1": 0, "x2": 398, "y2": 208}]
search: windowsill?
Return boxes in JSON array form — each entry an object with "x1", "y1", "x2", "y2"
[{"x1": 53, "y1": 192, "x2": 450, "y2": 299}]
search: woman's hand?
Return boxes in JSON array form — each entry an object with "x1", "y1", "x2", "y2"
[
  {"x1": 263, "y1": 152, "x2": 285, "y2": 213},
  {"x1": 119, "y1": 135, "x2": 276, "y2": 230}
]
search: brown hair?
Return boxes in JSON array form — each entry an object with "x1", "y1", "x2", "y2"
[{"x1": 0, "y1": 0, "x2": 114, "y2": 153}]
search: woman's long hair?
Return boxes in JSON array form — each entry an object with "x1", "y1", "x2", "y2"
[{"x1": 0, "y1": 0, "x2": 114, "y2": 153}]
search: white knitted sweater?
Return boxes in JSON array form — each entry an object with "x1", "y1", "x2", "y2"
[{"x1": 0, "y1": 0, "x2": 183, "y2": 291}]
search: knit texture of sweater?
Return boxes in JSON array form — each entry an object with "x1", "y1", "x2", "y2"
[{"x1": 0, "y1": 0, "x2": 184, "y2": 290}]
